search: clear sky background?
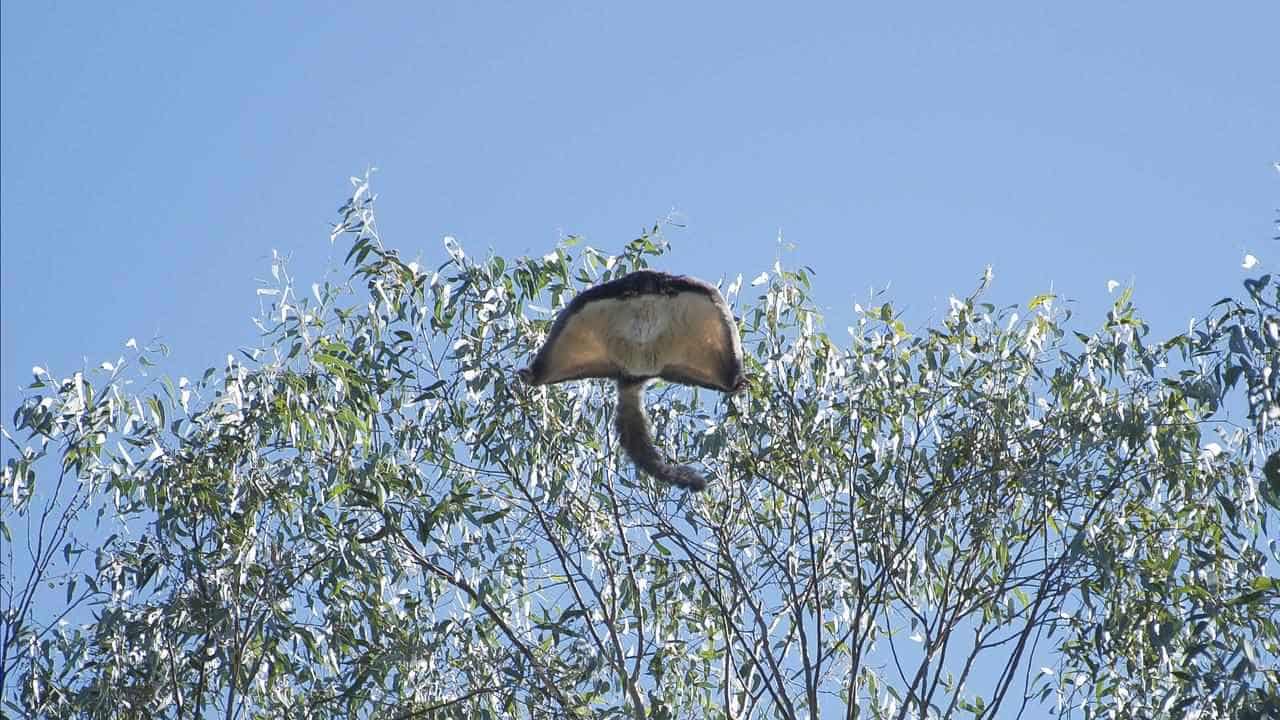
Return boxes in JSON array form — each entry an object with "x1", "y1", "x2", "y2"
[{"x1": 2, "y1": 2, "x2": 1277, "y2": 432}]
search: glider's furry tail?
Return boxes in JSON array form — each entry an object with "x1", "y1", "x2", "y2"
[{"x1": 615, "y1": 380, "x2": 707, "y2": 491}]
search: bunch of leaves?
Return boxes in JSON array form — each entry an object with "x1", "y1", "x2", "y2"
[{"x1": 3, "y1": 175, "x2": 1277, "y2": 719}]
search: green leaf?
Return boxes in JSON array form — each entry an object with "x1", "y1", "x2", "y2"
[
  {"x1": 479, "y1": 508, "x2": 511, "y2": 524},
  {"x1": 1028, "y1": 293, "x2": 1056, "y2": 310}
]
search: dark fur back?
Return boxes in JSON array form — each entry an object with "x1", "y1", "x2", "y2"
[{"x1": 615, "y1": 381, "x2": 707, "y2": 491}]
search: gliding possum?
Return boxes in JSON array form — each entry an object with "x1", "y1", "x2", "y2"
[{"x1": 519, "y1": 270, "x2": 746, "y2": 490}]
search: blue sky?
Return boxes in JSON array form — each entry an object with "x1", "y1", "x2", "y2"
[{"x1": 2, "y1": 2, "x2": 1277, "y2": 425}]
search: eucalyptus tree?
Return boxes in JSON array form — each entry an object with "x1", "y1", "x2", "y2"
[{"x1": 4, "y1": 176, "x2": 1277, "y2": 719}]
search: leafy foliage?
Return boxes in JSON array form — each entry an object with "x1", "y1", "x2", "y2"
[{"x1": 4, "y1": 176, "x2": 1278, "y2": 719}]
